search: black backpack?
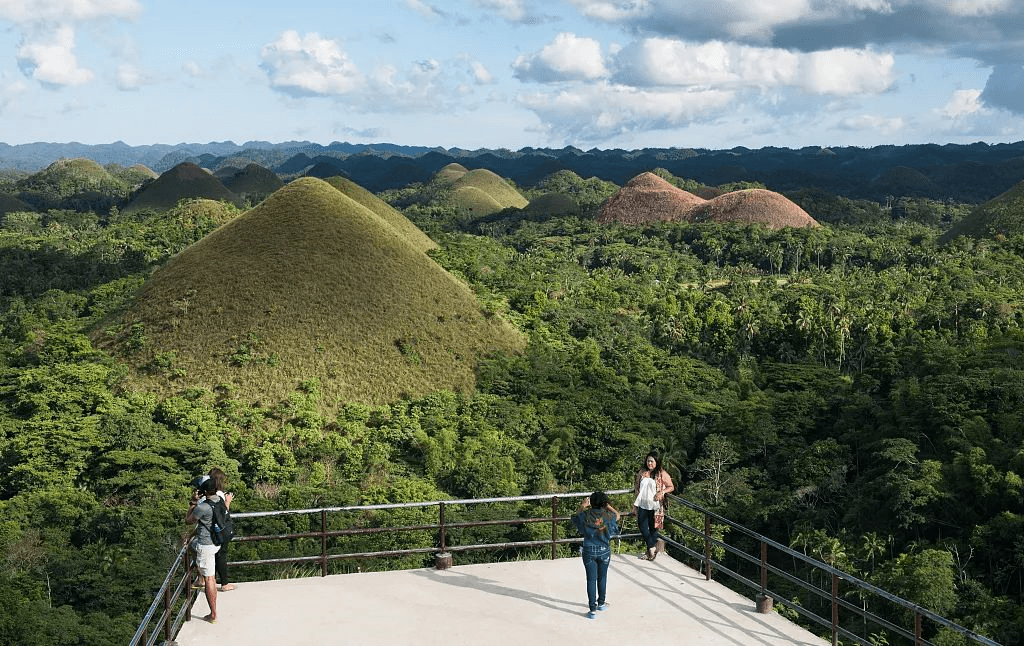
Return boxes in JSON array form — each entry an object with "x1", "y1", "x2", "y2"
[{"x1": 199, "y1": 497, "x2": 235, "y2": 546}]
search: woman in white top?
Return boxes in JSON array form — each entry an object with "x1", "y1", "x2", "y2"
[{"x1": 633, "y1": 451, "x2": 674, "y2": 560}]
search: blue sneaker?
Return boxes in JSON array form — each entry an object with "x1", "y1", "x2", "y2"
[
  {"x1": 597, "y1": 603, "x2": 607, "y2": 611},
  {"x1": 586, "y1": 610, "x2": 596, "y2": 619}
]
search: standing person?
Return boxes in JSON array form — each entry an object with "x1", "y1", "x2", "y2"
[
  {"x1": 634, "y1": 451, "x2": 674, "y2": 561},
  {"x1": 186, "y1": 478, "x2": 221, "y2": 623},
  {"x1": 571, "y1": 491, "x2": 621, "y2": 619},
  {"x1": 207, "y1": 467, "x2": 236, "y2": 592}
]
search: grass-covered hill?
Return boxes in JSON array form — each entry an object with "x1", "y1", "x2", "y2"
[
  {"x1": 0, "y1": 192, "x2": 32, "y2": 214},
  {"x1": 322, "y1": 175, "x2": 437, "y2": 253},
  {"x1": 123, "y1": 162, "x2": 239, "y2": 213},
  {"x1": 222, "y1": 163, "x2": 285, "y2": 203},
  {"x1": 689, "y1": 188, "x2": 819, "y2": 229},
  {"x1": 597, "y1": 172, "x2": 705, "y2": 224},
  {"x1": 166, "y1": 198, "x2": 242, "y2": 228},
  {"x1": 523, "y1": 192, "x2": 580, "y2": 216},
  {"x1": 940, "y1": 179, "x2": 1024, "y2": 242},
  {"x1": 95, "y1": 177, "x2": 524, "y2": 406},
  {"x1": 15, "y1": 157, "x2": 125, "y2": 198},
  {"x1": 432, "y1": 167, "x2": 529, "y2": 216}
]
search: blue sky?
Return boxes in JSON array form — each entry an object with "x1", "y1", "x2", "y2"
[{"x1": 1, "y1": 0, "x2": 1023, "y2": 150}]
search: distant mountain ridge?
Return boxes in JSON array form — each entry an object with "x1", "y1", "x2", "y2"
[{"x1": 4, "y1": 140, "x2": 1024, "y2": 203}]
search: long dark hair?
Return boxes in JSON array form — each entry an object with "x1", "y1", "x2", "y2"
[
  {"x1": 208, "y1": 467, "x2": 227, "y2": 492},
  {"x1": 645, "y1": 451, "x2": 663, "y2": 480}
]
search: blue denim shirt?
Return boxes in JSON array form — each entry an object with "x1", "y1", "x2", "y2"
[{"x1": 572, "y1": 508, "x2": 619, "y2": 549}]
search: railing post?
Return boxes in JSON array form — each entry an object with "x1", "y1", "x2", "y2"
[
  {"x1": 320, "y1": 509, "x2": 328, "y2": 577},
  {"x1": 435, "y1": 501, "x2": 452, "y2": 569},
  {"x1": 831, "y1": 573, "x2": 839, "y2": 646},
  {"x1": 551, "y1": 496, "x2": 559, "y2": 560},
  {"x1": 163, "y1": 573, "x2": 173, "y2": 640},
  {"x1": 184, "y1": 544, "x2": 193, "y2": 622},
  {"x1": 915, "y1": 611, "x2": 923, "y2": 646},
  {"x1": 704, "y1": 513, "x2": 712, "y2": 581},
  {"x1": 756, "y1": 541, "x2": 773, "y2": 613}
]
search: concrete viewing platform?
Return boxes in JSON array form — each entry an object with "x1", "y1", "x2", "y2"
[{"x1": 176, "y1": 551, "x2": 828, "y2": 645}]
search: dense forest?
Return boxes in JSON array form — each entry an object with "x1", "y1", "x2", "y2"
[{"x1": 1, "y1": 159, "x2": 1023, "y2": 645}]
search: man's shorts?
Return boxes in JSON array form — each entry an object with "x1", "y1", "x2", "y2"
[{"x1": 191, "y1": 540, "x2": 220, "y2": 576}]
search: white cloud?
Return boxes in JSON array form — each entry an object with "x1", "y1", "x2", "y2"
[
  {"x1": 923, "y1": 0, "x2": 1010, "y2": 17},
  {"x1": 182, "y1": 61, "x2": 205, "y2": 78},
  {"x1": 406, "y1": 0, "x2": 442, "y2": 19},
  {"x1": 940, "y1": 89, "x2": 982, "y2": 118},
  {"x1": 260, "y1": 30, "x2": 365, "y2": 97},
  {"x1": 838, "y1": 114, "x2": 906, "y2": 134},
  {"x1": 513, "y1": 33, "x2": 608, "y2": 82},
  {"x1": 17, "y1": 25, "x2": 94, "y2": 87},
  {"x1": 0, "y1": 0, "x2": 140, "y2": 23},
  {"x1": 603, "y1": 38, "x2": 895, "y2": 96},
  {"x1": 473, "y1": 0, "x2": 527, "y2": 22},
  {"x1": 0, "y1": 77, "x2": 29, "y2": 111},
  {"x1": 470, "y1": 61, "x2": 494, "y2": 84},
  {"x1": 519, "y1": 82, "x2": 735, "y2": 142},
  {"x1": 115, "y1": 62, "x2": 154, "y2": 90},
  {"x1": 799, "y1": 48, "x2": 895, "y2": 95}
]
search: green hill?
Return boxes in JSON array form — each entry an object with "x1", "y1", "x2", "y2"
[
  {"x1": 16, "y1": 157, "x2": 126, "y2": 198},
  {"x1": 123, "y1": 162, "x2": 239, "y2": 213},
  {"x1": 95, "y1": 177, "x2": 524, "y2": 405},
  {"x1": 323, "y1": 176, "x2": 436, "y2": 253},
  {"x1": 223, "y1": 163, "x2": 284, "y2": 204},
  {"x1": 0, "y1": 192, "x2": 33, "y2": 215},
  {"x1": 523, "y1": 192, "x2": 580, "y2": 216},
  {"x1": 941, "y1": 179, "x2": 1024, "y2": 242}
]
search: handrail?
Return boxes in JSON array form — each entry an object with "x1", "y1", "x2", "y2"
[
  {"x1": 663, "y1": 494, "x2": 1000, "y2": 646},
  {"x1": 131, "y1": 489, "x2": 1000, "y2": 646}
]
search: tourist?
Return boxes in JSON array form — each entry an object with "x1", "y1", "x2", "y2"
[
  {"x1": 634, "y1": 451, "x2": 674, "y2": 560},
  {"x1": 207, "y1": 467, "x2": 236, "y2": 592},
  {"x1": 571, "y1": 491, "x2": 621, "y2": 619},
  {"x1": 186, "y1": 478, "x2": 221, "y2": 623}
]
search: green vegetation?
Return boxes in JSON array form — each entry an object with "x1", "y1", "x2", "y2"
[{"x1": 1, "y1": 167, "x2": 1023, "y2": 645}]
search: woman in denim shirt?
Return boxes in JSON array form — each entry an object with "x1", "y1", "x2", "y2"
[{"x1": 571, "y1": 491, "x2": 621, "y2": 619}]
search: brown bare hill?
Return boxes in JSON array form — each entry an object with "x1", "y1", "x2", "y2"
[
  {"x1": 124, "y1": 162, "x2": 238, "y2": 213},
  {"x1": 323, "y1": 175, "x2": 436, "y2": 253},
  {"x1": 96, "y1": 177, "x2": 523, "y2": 406},
  {"x1": 940, "y1": 179, "x2": 1024, "y2": 243},
  {"x1": 597, "y1": 172, "x2": 705, "y2": 225},
  {"x1": 689, "y1": 189, "x2": 818, "y2": 229}
]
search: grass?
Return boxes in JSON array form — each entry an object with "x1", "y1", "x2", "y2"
[
  {"x1": 124, "y1": 162, "x2": 239, "y2": 213},
  {"x1": 940, "y1": 179, "x2": 1024, "y2": 242},
  {"x1": 323, "y1": 175, "x2": 437, "y2": 253},
  {"x1": 95, "y1": 177, "x2": 525, "y2": 407}
]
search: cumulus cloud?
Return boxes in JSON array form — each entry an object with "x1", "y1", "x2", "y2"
[
  {"x1": 519, "y1": 82, "x2": 735, "y2": 142},
  {"x1": 115, "y1": 62, "x2": 155, "y2": 90},
  {"x1": 512, "y1": 33, "x2": 608, "y2": 82},
  {"x1": 940, "y1": 88, "x2": 983, "y2": 119},
  {"x1": 17, "y1": 25, "x2": 94, "y2": 87},
  {"x1": 837, "y1": 114, "x2": 906, "y2": 135},
  {"x1": 470, "y1": 61, "x2": 494, "y2": 84},
  {"x1": 0, "y1": 0, "x2": 140, "y2": 23},
  {"x1": 260, "y1": 30, "x2": 365, "y2": 97},
  {"x1": 980, "y1": 64, "x2": 1024, "y2": 114},
  {"x1": 0, "y1": 77, "x2": 29, "y2": 111}
]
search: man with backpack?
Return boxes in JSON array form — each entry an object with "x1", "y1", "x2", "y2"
[{"x1": 186, "y1": 477, "x2": 224, "y2": 623}]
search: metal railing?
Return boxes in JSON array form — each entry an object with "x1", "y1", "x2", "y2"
[
  {"x1": 661, "y1": 494, "x2": 1000, "y2": 646},
  {"x1": 130, "y1": 490, "x2": 1000, "y2": 646}
]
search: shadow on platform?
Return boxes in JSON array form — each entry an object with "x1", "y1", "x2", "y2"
[{"x1": 175, "y1": 552, "x2": 827, "y2": 645}]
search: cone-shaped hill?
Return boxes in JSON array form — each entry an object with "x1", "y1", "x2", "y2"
[
  {"x1": 123, "y1": 162, "x2": 239, "y2": 213},
  {"x1": 940, "y1": 179, "x2": 1024, "y2": 242},
  {"x1": 0, "y1": 193, "x2": 33, "y2": 215},
  {"x1": 323, "y1": 176, "x2": 436, "y2": 253},
  {"x1": 524, "y1": 192, "x2": 580, "y2": 216},
  {"x1": 597, "y1": 172, "x2": 705, "y2": 224},
  {"x1": 689, "y1": 189, "x2": 819, "y2": 229},
  {"x1": 167, "y1": 198, "x2": 241, "y2": 228},
  {"x1": 222, "y1": 163, "x2": 285, "y2": 203},
  {"x1": 17, "y1": 157, "x2": 125, "y2": 198},
  {"x1": 432, "y1": 167, "x2": 528, "y2": 216},
  {"x1": 96, "y1": 177, "x2": 524, "y2": 406}
]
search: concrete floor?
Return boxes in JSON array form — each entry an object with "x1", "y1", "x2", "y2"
[{"x1": 175, "y1": 551, "x2": 828, "y2": 646}]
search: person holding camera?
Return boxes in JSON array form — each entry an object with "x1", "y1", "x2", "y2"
[
  {"x1": 186, "y1": 477, "x2": 221, "y2": 623},
  {"x1": 571, "y1": 491, "x2": 621, "y2": 619},
  {"x1": 207, "y1": 467, "x2": 236, "y2": 591}
]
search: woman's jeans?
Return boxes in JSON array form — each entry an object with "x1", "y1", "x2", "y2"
[
  {"x1": 637, "y1": 507, "x2": 659, "y2": 549},
  {"x1": 581, "y1": 545, "x2": 611, "y2": 611}
]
